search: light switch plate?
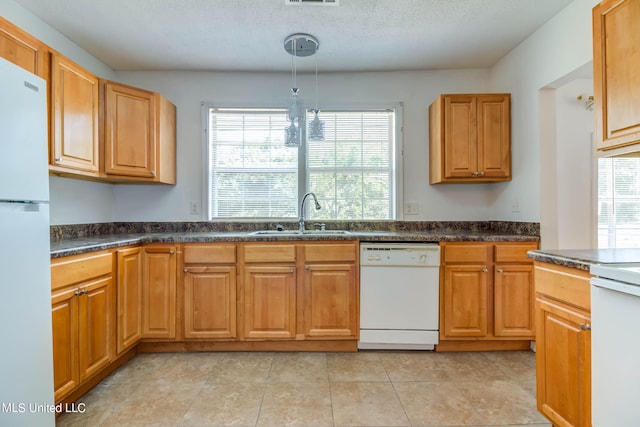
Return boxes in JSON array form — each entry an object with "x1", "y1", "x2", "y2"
[{"x1": 404, "y1": 201, "x2": 418, "y2": 215}]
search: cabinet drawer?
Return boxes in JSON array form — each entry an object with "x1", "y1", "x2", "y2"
[
  {"x1": 51, "y1": 252, "x2": 112, "y2": 290},
  {"x1": 443, "y1": 244, "x2": 488, "y2": 263},
  {"x1": 304, "y1": 243, "x2": 357, "y2": 262},
  {"x1": 243, "y1": 244, "x2": 296, "y2": 263},
  {"x1": 534, "y1": 263, "x2": 591, "y2": 310},
  {"x1": 184, "y1": 244, "x2": 236, "y2": 264},
  {"x1": 494, "y1": 243, "x2": 538, "y2": 263}
]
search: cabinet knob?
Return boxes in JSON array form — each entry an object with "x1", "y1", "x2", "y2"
[
  {"x1": 497, "y1": 268, "x2": 503, "y2": 273},
  {"x1": 151, "y1": 171, "x2": 156, "y2": 177},
  {"x1": 74, "y1": 288, "x2": 82, "y2": 296},
  {"x1": 183, "y1": 268, "x2": 188, "y2": 273},
  {"x1": 169, "y1": 250, "x2": 174, "y2": 255},
  {"x1": 290, "y1": 268, "x2": 295, "y2": 273},
  {"x1": 482, "y1": 267, "x2": 488, "y2": 273},
  {"x1": 472, "y1": 171, "x2": 479, "y2": 177},
  {"x1": 478, "y1": 171, "x2": 485, "y2": 176},
  {"x1": 580, "y1": 323, "x2": 591, "y2": 331},
  {"x1": 304, "y1": 266, "x2": 310, "y2": 270},
  {"x1": 55, "y1": 157, "x2": 62, "y2": 163}
]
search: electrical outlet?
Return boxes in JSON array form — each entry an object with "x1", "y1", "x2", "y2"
[
  {"x1": 190, "y1": 201, "x2": 200, "y2": 215},
  {"x1": 511, "y1": 200, "x2": 520, "y2": 213},
  {"x1": 404, "y1": 201, "x2": 419, "y2": 215}
]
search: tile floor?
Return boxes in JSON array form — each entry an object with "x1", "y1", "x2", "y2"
[{"x1": 56, "y1": 350, "x2": 551, "y2": 427}]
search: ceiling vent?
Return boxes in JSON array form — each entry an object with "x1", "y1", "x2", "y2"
[{"x1": 286, "y1": 0, "x2": 339, "y2": 5}]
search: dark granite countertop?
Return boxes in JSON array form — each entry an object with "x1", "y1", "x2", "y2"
[
  {"x1": 50, "y1": 230, "x2": 540, "y2": 258},
  {"x1": 527, "y1": 248, "x2": 640, "y2": 271},
  {"x1": 49, "y1": 221, "x2": 541, "y2": 258}
]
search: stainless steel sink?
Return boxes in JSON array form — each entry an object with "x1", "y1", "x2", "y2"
[
  {"x1": 249, "y1": 230, "x2": 301, "y2": 235},
  {"x1": 301, "y1": 230, "x2": 351, "y2": 235},
  {"x1": 249, "y1": 229, "x2": 351, "y2": 236}
]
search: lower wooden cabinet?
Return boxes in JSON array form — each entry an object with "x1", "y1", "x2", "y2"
[
  {"x1": 494, "y1": 263, "x2": 535, "y2": 337},
  {"x1": 241, "y1": 243, "x2": 297, "y2": 340},
  {"x1": 141, "y1": 245, "x2": 177, "y2": 339},
  {"x1": 302, "y1": 243, "x2": 359, "y2": 339},
  {"x1": 50, "y1": 251, "x2": 113, "y2": 402},
  {"x1": 238, "y1": 242, "x2": 359, "y2": 341},
  {"x1": 116, "y1": 247, "x2": 142, "y2": 353},
  {"x1": 439, "y1": 242, "x2": 537, "y2": 349},
  {"x1": 243, "y1": 265, "x2": 297, "y2": 339},
  {"x1": 534, "y1": 262, "x2": 591, "y2": 427},
  {"x1": 183, "y1": 244, "x2": 237, "y2": 339}
]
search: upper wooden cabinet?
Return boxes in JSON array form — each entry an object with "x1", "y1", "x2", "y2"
[
  {"x1": 1, "y1": 17, "x2": 177, "y2": 184},
  {"x1": 0, "y1": 16, "x2": 48, "y2": 78},
  {"x1": 593, "y1": 0, "x2": 640, "y2": 154},
  {"x1": 49, "y1": 54, "x2": 100, "y2": 176},
  {"x1": 429, "y1": 94, "x2": 511, "y2": 183},
  {"x1": 102, "y1": 81, "x2": 176, "y2": 184}
]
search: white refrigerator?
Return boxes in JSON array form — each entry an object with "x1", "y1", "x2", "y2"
[{"x1": 0, "y1": 57, "x2": 55, "y2": 426}]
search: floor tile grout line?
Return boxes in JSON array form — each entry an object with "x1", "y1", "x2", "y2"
[
  {"x1": 379, "y1": 353, "x2": 413, "y2": 426},
  {"x1": 253, "y1": 353, "x2": 274, "y2": 427}
]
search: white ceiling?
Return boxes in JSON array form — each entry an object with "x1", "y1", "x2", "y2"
[{"x1": 14, "y1": 0, "x2": 574, "y2": 73}]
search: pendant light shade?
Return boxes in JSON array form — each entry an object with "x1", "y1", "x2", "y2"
[
  {"x1": 283, "y1": 33, "x2": 323, "y2": 146},
  {"x1": 308, "y1": 109, "x2": 325, "y2": 141}
]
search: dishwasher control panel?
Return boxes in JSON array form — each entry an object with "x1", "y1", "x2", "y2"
[{"x1": 360, "y1": 243, "x2": 440, "y2": 267}]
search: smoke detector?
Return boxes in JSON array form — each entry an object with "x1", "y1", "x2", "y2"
[{"x1": 286, "y1": 0, "x2": 339, "y2": 5}]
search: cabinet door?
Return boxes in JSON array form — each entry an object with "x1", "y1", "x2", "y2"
[
  {"x1": 50, "y1": 54, "x2": 99, "y2": 174},
  {"x1": 0, "y1": 17, "x2": 47, "y2": 78},
  {"x1": 442, "y1": 264, "x2": 488, "y2": 337},
  {"x1": 536, "y1": 296, "x2": 591, "y2": 427},
  {"x1": 104, "y1": 82, "x2": 157, "y2": 179},
  {"x1": 142, "y1": 246, "x2": 176, "y2": 339},
  {"x1": 78, "y1": 277, "x2": 112, "y2": 381},
  {"x1": 303, "y1": 263, "x2": 358, "y2": 338},
  {"x1": 494, "y1": 263, "x2": 534, "y2": 337},
  {"x1": 477, "y1": 95, "x2": 510, "y2": 178},
  {"x1": 116, "y1": 247, "x2": 142, "y2": 353},
  {"x1": 443, "y1": 95, "x2": 477, "y2": 179},
  {"x1": 184, "y1": 266, "x2": 237, "y2": 339},
  {"x1": 243, "y1": 265, "x2": 296, "y2": 340},
  {"x1": 51, "y1": 286, "x2": 79, "y2": 402},
  {"x1": 593, "y1": 0, "x2": 640, "y2": 151}
]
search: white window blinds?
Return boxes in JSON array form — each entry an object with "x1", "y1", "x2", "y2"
[
  {"x1": 598, "y1": 157, "x2": 640, "y2": 248},
  {"x1": 306, "y1": 110, "x2": 395, "y2": 220},
  {"x1": 207, "y1": 107, "x2": 397, "y2": 220},
  {"x1": 208, "y1": 109, "x2": 298, "y2": 218}
]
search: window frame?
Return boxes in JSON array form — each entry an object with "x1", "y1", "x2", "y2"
[{"x1": 202, "y1": 101, "x2": 404, "y2": 221}]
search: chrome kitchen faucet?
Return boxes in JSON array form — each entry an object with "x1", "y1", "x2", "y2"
[{"x1": 299, "y1": 192, "x2": 321, "y2": 232}]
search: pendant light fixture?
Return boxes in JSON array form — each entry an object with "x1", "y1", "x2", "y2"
[
  {"x1": 308, "y1": 59, "x2": 325, "y2": 141},
  {"x1": 283, "y1": 33, "x2": 321, "y2": 146}
]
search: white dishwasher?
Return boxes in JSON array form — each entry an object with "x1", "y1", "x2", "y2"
[
  {"x1": 590, "y1": 263, "x2": 640, "y2": 427},
  {"x1": 359, "y1": 242, "x2": 440, "y2": 350}
]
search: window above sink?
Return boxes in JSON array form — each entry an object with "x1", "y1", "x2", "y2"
[{"x1": 204, "y1": 106, "x2": 402, "y2": 222}]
